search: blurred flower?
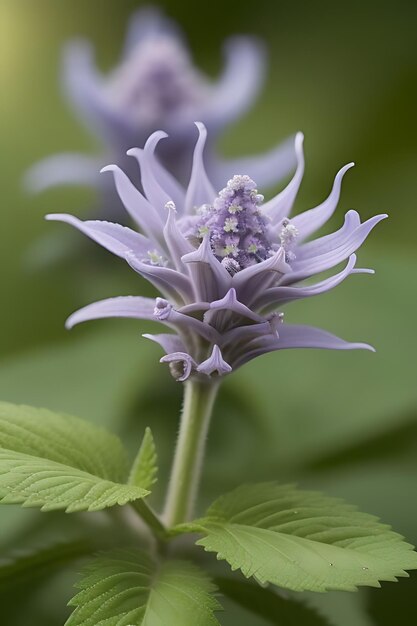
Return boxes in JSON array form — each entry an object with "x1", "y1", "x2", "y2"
[
  {"x1": 47, "y1": 123, "x2": 386, "y2": 381},
  {"x1": 26, "y1": 7, "x2": 296, "y2": 220}
]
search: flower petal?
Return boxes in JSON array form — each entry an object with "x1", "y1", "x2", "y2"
[
  {"x1": 178, "y1": 302, "x2": 211, "y2": 315},
  {"x1": 233, "y1": 324, "x2": 374, "y2": 369},
  {"x1": 256, "y1": 254, "x2": 373, "y2": 309},
  {"x1": 184, "y1": 123, "x2": 216, "y2": 213},
  {"x1": 128, "y1": 132, "x2": 171, "y2": 216},
  {"x1": 221, "y1": 320, "x2": 277, "y2": 348},
  {"x1": 262, "y1": 133, "x2": 305, "y2": 224},
  {"x1": 160, "y1": 352, "x2": 196, "y2": 381},
  {"x1": 24, "y1": 153, "x2": 101, "y2": 194},
  {"x1": 232, "y1": 247, "x2": 290, "y2": 305},
  {"x1": 125, "y1": 251, "x2": 192, "y2": 303},
  {"x1": 45, "y1": 214, "x2": 152, "y2": 259},
  {"x1": 100, "y1": 164, "x2": 164, "y2": 244},
  {"x1": 207, "y1": 288, "x2": 264, "y2": 322},
  {"x1": 162, "y1": 305, "x2": 221, "y2": 343},
  {"x1": 197, "y1": 345, "x2": 232, "y2": 376},
  {"x1": 142, "y1": 332, "x2": 186, "y2": 355},
  {"x1": 65, "y1": 296, "x2": 156, "y2": 329},
  {"x1": 295, "y1": 210, "x2": 361, "y2": 261},
  {"x1": 127, "y1": 146, "x2": 186, "y2": 213},
  {"x1": 292, "y1": 163, "x2": 355, "y2": 240},
  {"x1": 163, "y1": 203, "x2": 195, "y2": 271},
  {"x1": 285, "y1": 214, "x2": 387, "y2": 283},
  {"x1": 181, "y1": 234, "x2": 231, "y2": 301}
]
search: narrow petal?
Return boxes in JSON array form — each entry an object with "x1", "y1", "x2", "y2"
[
  {"x1": 178, "y1": 302, "x2": 211, "y2": 315},
  {"x1": 161, "y1": 305, "x2": 221, "y2": 343},
  {"x1": 160, "y1": 352, "x2": 196, "y2": 381},
  {"x1": 256, "y1": 254, "x2": 373, "y2": 309},
  {"x1": 203, "y1": 37, "x2": 266, "y2": 128},
  {"x1": 185, "y1": 123, "x2": 216, "y2": 213},
  {"x1": 129, "y1": 132, "x2": 171, "y2": 216},
  {"x1": 232, "y1": 247, "x2": 290, "y2": 305},
  {"x1": 221, "y1": 320, "x2": 276, "y2": 347},
  {"x1": 163, "y1": 203, "x2": 195, "y2": 271},
  {"x1": 142, "y1": 332, "x2": 186, "y2": 355},
  {"x1": 197, "y1": 345, "x2": 232, "y2": 377},
  {"x1": 233, "y1": 324, "x2": 374, "y2": 369},
  {"x1": 207, "y1": 288, "x2": 264, "y2": 322},
  {"x1": 45, "y1": 214, "x2": 152, "y2": 259},
  {"x1": 127, "y1": 146, "x2": 186, "y2": 212},
  {"x1": 207, "y1": 135, "x2": 297, "y2": 191},
  {"x1": 292, "y1": 163, "x2": 355, "y2": 240},
  {"x1": 295, "y1": 210, "x2": 361, "y2": 261},
  {"x1": 65, "y1": 296, "x2": 156, "y2": 329},
  {"x1": 262, "y1": 133, "x2": 305, "y2": 224},
  {"x1": 100, "y1": 165, "x2": 164, "y2": 244},
  {"x1": 181, "y1": 235, "x2": 231, "y2": 301},
  {"x1": 24, "y1": 154, "x2": 101, "y2": 194},
  {"x1": 125, "y1": 251, "x2": 192, "y2": 303},
  {"x1": 285, "y1": 214, "x2": 387, "y2": 283}
]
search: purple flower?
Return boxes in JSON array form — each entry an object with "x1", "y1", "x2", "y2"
[
  {"x1": 47, "y1": 123, "x2": 386, "y2": 381},
  {"x1": 26, "y1": 7, "x2": 296, "y2": 220}
]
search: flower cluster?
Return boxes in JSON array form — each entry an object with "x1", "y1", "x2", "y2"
[
  {"x1": 26, "y1": 7, "x2": 295, "y2": 218},
  {"x1": 47, "y1": 123, "x2": 386, "y2": 381}
]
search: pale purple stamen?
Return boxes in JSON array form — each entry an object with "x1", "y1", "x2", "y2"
[{"x1": 196, "y1": 174, "x2": 272, "y2": 273}]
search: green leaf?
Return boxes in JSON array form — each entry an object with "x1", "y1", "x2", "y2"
[
  {"x1": 191, "y1": 483, "x2": 417, "y2": 593},
  {"x1": 215, "y1": 576, "x2": 332, "y2": 625},
  {"x1": 66, "y1": 548, "x2": 222, "y2": 626},
  {"x1": 0, "y1": 402, "x2": 150, "y2": 512},
  {"x1": 128, "y1": 427, "x2": 157, "y2": 490}
]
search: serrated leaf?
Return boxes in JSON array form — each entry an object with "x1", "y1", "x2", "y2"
[
  {"x1": 191, "y1": 483, "x2": 417, "y2": 593},
  {"x1": 216, "y1": 576, "x2": 332, "y2": 625},
  {"x1": 128, "y1": 427, "x2": 157, "y2": 489},
  {"x1": 66, "y1": 548, "x2": 222, "y2": 626},
  {"x1": 0, "y1": 402, "x2": 149, "y2": 512}
]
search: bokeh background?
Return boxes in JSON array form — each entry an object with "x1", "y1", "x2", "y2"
[{"x1": 1, "y1": 0, "x2": 416, "y2": 624}]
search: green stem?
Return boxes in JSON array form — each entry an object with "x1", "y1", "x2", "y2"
[{"x1": 163, "y1": 379, "x2": 219, "y2": 528}]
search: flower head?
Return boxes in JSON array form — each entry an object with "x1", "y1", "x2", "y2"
[
  {"x1": 47, "y1": 123, "x2": 386, "y2": 381},
  {"x1": 26, "y1": 7, "x2": 296, "y2": 219}
]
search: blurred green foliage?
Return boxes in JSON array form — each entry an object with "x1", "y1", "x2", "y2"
[{"x1": 1, "y1": 0, "x2": 416, "y2": 624}]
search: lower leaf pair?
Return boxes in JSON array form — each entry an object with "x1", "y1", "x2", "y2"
[{"x1": 1, "y1": 402, "x2": 416, "y2": 625}]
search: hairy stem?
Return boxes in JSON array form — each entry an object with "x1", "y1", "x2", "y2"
[{"x1": 163, "y1": 379, "x2": 219, "y2": 528}]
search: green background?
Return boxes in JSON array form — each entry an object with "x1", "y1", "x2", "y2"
[{"x1": 1, "y1": 0, "x2": 416, "y2": 624}]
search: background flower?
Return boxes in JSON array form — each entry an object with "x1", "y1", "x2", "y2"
[{"x1": 25, "y1": 7, "x2": 296, "y2": 221}]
